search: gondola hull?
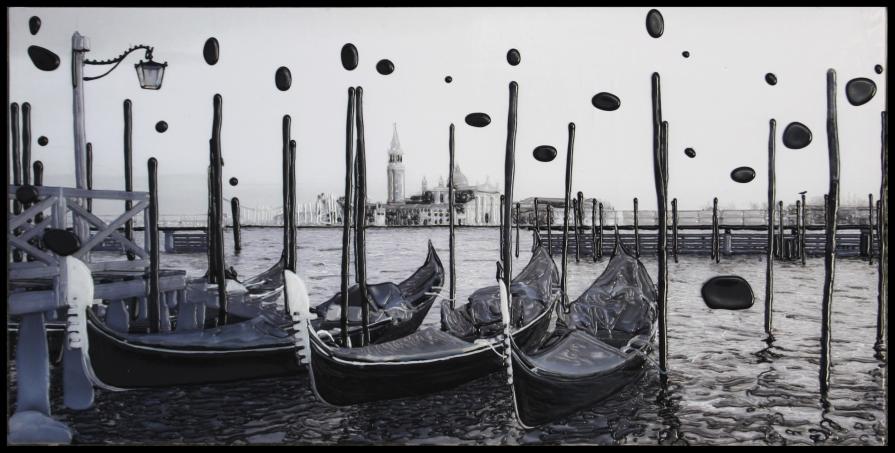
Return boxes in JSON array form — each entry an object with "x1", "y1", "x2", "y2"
[
  {"x1": 308, "y1": 299, "x2": 555, "y2": 406},
  {"x1": 511, "y1": 352, "x2": 647, "y2": 428},
  {"x1": 85, "y1": 312, "x2": 303, "y2": 389}
]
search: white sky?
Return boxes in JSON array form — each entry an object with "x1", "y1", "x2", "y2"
[{"x1": 7, "y1": 7, "x2": 888, "y2": 216}]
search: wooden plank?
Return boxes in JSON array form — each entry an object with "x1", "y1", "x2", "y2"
[{"x1": 7, "y1": 195, "x2": 57, "y2": 230}]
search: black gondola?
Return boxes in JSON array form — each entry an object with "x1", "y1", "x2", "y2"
[
  {"x1": 298, "y1": 244, "x2": 559, "y2": 406},
  {"x1": 507, "y1": 240, "x2": 658, "y2": 428},
  {"x1": 82, "y1": 243, "x2": 444, "y2": 389}
]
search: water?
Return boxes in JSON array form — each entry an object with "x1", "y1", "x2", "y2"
[{"x1": 13, "y1": 227, "x2": 887, "y2": 445}]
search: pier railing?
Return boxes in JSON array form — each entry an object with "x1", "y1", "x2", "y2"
[{"x1": 8, "y1": 185, "x2": 153, "y2": 279}]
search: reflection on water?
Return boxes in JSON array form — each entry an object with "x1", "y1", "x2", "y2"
[{"x1": 14, "y1": 228, "x2": 887, "y2": 445}]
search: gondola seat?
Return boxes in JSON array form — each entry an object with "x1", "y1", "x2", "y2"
[
  {"x1": 329, "y1": 327, "x2": 482, "y2": 363},
  {"x1": 524, "y1": 330, "x2": 627, "y2": 378}
]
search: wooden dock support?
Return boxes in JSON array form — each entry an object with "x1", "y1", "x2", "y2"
[
  {"x1": 231, "y1": 197, "x2": 241, "y2": 254},
  {"x1": 502, "y1": 81, "x2": 519, "y2": 320},
  {"x1": 560, "y1": 122, "x2": 575, "y2": 311},
  {"x1": 147, "y1": 158, "x2": 162, "y2": 333},
  {"x1": 355, "y1": 86, "x2": 371, "y2": 346},
  {"x1": 633, "y1": 197, "x2": 640, "y2": 259},
  {"x1": 515, "y1": 202, "x2": 521, "y2": 258},
  {"x1": 86, "y1": 143, "x2": 93, "y2": 213},
  {"x1": 651, "y1": 71, "x2": 668, "y2": 383},
  {"x1": 778, "y1": 200, "x2": 785, "y2": 259},
  {"x1": 597, "y1": 202, "x2": 604, "y2": 259},
  {"x1": 546, "y1": 199, "x2": 553, "y2": 256},
  {"x1": 339, "y1": 89, "x2": 354, "y2": 343},
  {"x1": 671, "y1": 198, "x2": 679, "y2": 263},
  {"x1": 124, "y1": 100, "x2": 135, "y2": 261},
  {"x1": 533, "y1": 198, "x2": 541, "y2": 247},
  {"x1": 801, "y1": 192, "x2": 807, "y2": 265},
  {"x1": 712, "y1": 197, "x2": 720, "y2": 263},
  {"x1": 819, "y1": 69, "x2": 839, "y2": 396},
  {"x1": 22, "y1": 103, "x2": 31, "y2": 186},
  {"x1": 874, "y1": 111, "x2": 887, "y2": 357},
  {"x1": 449, "y1": 124, "x2": 457, "y2": 306},
  {"x1": 591, "y1": 199, "x2": 597, "y2": 262},
  {"x1": 765, "y1": 119, "x2": 776, "y2": 340},
  {"x1": 573, "y1": 197, "x2": 580, "y2": 263},
  {"x1": 868, "y1": 193, "x2": 874, "y2": 265}
]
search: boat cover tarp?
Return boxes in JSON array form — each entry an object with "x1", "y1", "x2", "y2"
[
  {"x1": 524, "y1": 330, "x2": 627, "y2": 378},
  {"x1": 110, "y1": 312, "x2": 292, "y2": 350},
  {"x1": 442, "y1": 246, "x2": 558, "y2": 340},
  {"x1": 565, "y1": 243, "x2": 657, "y2": 337},
  {"x1": 330, "y1": 327, "x2": 481, "y2": 363}
]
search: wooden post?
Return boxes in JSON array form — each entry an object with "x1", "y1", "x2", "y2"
[
  {"x1": 147, "y1": 158, "x2": 161, "y2": 333},
  {"x1": 633, "y1": 197, "x2": 640, "y2": 259},
  {"x1": 533, "y1": 198, "x2": 541, "y2": 248},
  {"x1": 10, "y1": 103, "x2": 22, "y2": 263},
  {"x1": 875, "y1": 111, "x2": 887, "y2": 356},
  {"x1": 281, "y1": 115, "x2": 293, "y2": 272},
  {"x1": 765, "y1": 119, "x2": 776, "y2": 340},
  {"x1": 598, "y1": 202, "x2": 604, "y2": 259},
  {"x1": 448, "y1": 124, "x2": 457, "y2": 307},
  {"x1": 868, "y1": 193, "x2": 874, "y2": 265},
  {"x1": 560, "y1": 122, "x2": 575, "y2": 312},
  {"x1": 591, "y1": 199, "x2": 597, "y2": 262},
  {"x1": 71, "y1": 33, "x2": 90, "y2": 243},
  {"x1": 231, "y1": 198, "x2": 241, "y2": 254},
  {"x1": 21, "y1": 102, "x2": 31, "y2": 186},
  {"x1": 573, "y1": 197, "x2": 580, "y2": 262},
  {"x1": 500, "y1": 194, "x2": 505, "y2": 258},
  {"x1": 651, "y1": 72, "x2": 669, "y2": 382},
  {"x1": 340, "y1": 88, "x2": 355, "y2": 344},
  {"x1": 515, "y1": 202, "x2": 521, "y2": 258},
  {"x1": 124, "y1": 100, "x2": 135, "y2": 261},
  {"x1": 819, "y1": 69, "x2": 839, "y2": 396},
  {"x1": 546, "y1": 201, "x2": 553, "y2": 256},
  {"x1": 712, "y1": 197, "x2": 719, "y2": 262},
  {"x1": 33, "y1": 161, "x2": 44, "y2": 225},
  {"x1": 355, "y1": 86, "x2": 371, "y2": 346},
  {"x1": 86, "y1": 143, "x2": 93, "y2": 213},
  {"x1": 795, "y1": 200, "x2": 801, "y2": 260},
  {"x1": 778, "y1": 200, "x2": 784, "y2": 259},
  {"x1": 288, "y1": 139, "x2": 297, "y2": 270},
  {"x1": 672, "y1": 198, "x2": 679, "y2": 263},
  {"x1": 801, "y1": 192, "x2": 807, "y2": 264},
  {"x1": 211, "y1": 94, "x2": 228, "y2": 326},
  {"x1": 502, "y1": 82, "x2": 519, "y2": 320}
]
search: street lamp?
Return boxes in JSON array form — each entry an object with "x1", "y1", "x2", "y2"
[{"x1": 70, "y1": 32, "x2": 166, "y2": 240}]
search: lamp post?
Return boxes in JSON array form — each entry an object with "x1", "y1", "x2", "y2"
[{"x1": 71, "y1": 31, "x2": 167, "y2": 241}]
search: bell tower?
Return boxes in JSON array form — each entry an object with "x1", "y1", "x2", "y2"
[{"x1": 387, "y1": 123, "x2": 405, "y2": 204}]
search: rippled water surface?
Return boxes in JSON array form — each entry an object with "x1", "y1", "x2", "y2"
[{"x1": 13, "y1": 227, "x2": 888, "y2": 445}]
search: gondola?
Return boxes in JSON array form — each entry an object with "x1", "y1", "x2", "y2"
[
  {"x1": 293, "y1": 244, "x2": 559, "y2": 406},
  {"x1": 82, "y1": 243, "x2": 444, "y2": 389},
  {"x1": 507, "y1": 240, "x2": 658, "y2": 428}
]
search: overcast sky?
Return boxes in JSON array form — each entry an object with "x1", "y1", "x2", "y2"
[{"x1": 8, "y1": 7, "x2": 887, "y2": 216}]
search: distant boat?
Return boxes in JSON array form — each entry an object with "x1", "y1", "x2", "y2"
[
  {"x1": 302, "y1": 244, "x2": 559, "y2": 406},
  {"x1": 508, "y1": 240, "x2": 658, "y2": 427},
  {"x1": 81, "y1": 243, "x2": 444, "y2": 389}
]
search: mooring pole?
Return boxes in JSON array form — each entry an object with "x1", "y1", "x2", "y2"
[
  {"x1": 33, "y1": 161, "x2": 44, "y2": 225},
  {"x1": 147, "y1": 158, "x2": 161, "y2": 333},
  {"x1": 448, "y1": 124, "x2": 457, "y2": 308},
  {"x1": 10, "y1": 103, "x2": 23, "y2": 262},
  {"x1": 573, "y1": 197, "x2": 580, "y2": 262},
  {"x1": 868, "y1": 193, "x2": 874, "y2": 265},
  {"x1": 212, "y1": 94, "x2": 228, "y2": 326},
  {"x1": 875, "y1": 111, "x2": 887, "y2": 356},
  {"x1": 86, "y1": 143, "x2": 93, "y2": 213},
  {"x1": 801, "y1": 192, "x2": 807, "y2": 264},
  {"x1": 778, "y1": 200, "x2": 784, "y2": 260},
  {"x1": 765, "y1": 119, "x2": 776, "y2": 341},
  {"x1": 546, "y1": 201, "x2": 553, "y2": 256},
  {"x1": 500, "y1": 194, "x2": 505, "y2": 258},
  {"x1": 633, "y1": 197, "x2": 640, "y2": 259},
  {"x1": 21, "y1": 102, "x2": 31, "y2": 186},
  {"x1": 712, "y1": 197, "x2": 720, "y2": 262},
  {"x1": 355, "y1": 86, "x2": 371, "y2": 346},
  {"x1": 288, "y1": 140, "x2": 297, "y2": 271},
  {"x1": 515, "y1": 202, "x2": 521, "y2": 258},
  {"x1": 819, "y1": 69, "x2": 840, "y2": 396},
  {"x1": 502, "y1": 82, "x2": 519, "y2": 321},
  {"x1": 795, "y1": 200, "x2": 801, "y2": 260},
  {"x1": 598, "y1": 202, "x2": 604, "y2": 259},
  {"x1": 281, "y1": 115, "x2": 293, "y2": 271},
  {"x1": 123, "y1": 100, "x2": 135, "y2": 261},
  {"x1": 231, "y1": 198, "x2": 241, "y2": 254},
  {"x1": 651, "y1": 72, "x2": 668, "y2": 381},
  {"x1": 671, "y1": 198, "x2": 679, "y2": 263},
  {"x1": 339, "y1": 88, "x2": 355, "y2": 345},
  {"x1": 591, "y1": 199, "x2": 598, "y2": 262},
  {"x1": 533, "y1": 198, "x2": 541, "y2": 248},
  {"x1": 560, "y1": 123, "x2": 575, "y2": 312}
]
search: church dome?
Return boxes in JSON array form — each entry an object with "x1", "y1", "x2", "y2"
[{"x1": 453, "y1": 165, "x2": 469, "y2": 188}]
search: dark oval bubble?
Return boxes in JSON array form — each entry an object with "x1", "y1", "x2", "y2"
[
  {"x1": 38, "y1": 136, "x2": 49, "y2": 146},
  {"x1": 16, "y1": 185, "x2": 40, "y2": 205},
  {"x1": 507, "y1": 48, "x2": 521, "y2": 66},
  {"x1": 229, "y1": 177, "x2": 239, "y2": 186},
  {"x1": 445, "y1": 76, "x2": 453, "y2": 83},
  {"x1": 155, "y1": 121, "x2": 168, "y2": 133},
  {"x1": 875, "y1": 64, "x2": 883, "y2": 74},
  {"x1": 341, "y1": 43, "x2": 359, "y2": 71},
  {"x1": 845, "y1": 77, "x2": 876, "y2": 106},
  {"x1": 684, "y1": 148, "x2": 696, "y2": 158},
  {"x1": 42, "y1": 228, "x2": 82, "y2": 257},
  {"x1": 591, "y1": 92, "x2": 620, "y2": 111},
  {"x1": 701, "y1": 275, "x2": 754, "y2": 310},
  {"x1": 464, "y1": 112, "x2": 491, "y2": 128},
  {"x1": 682, "y1": 51, "x2": 690, "y2": 58},
  {"x1": 730, "y1": 166, "x2": 756, "y2": 183},
  {"x1": 275, "y1": 66, "x2": 292, "y2": 91},
  {"x1": 765, "y1": 73, "x2": 777, "y2": 86},
  {"x1": 532, "y1": 145, "x2": 557, "y2": 162},
  {"x1": 29, "y1": 16, "x2": 41, "y2": 35},
  {"x1": 203, "y1": 38, "x2": 219, "y2": 65},
  {"x1": 376, "y1": 59, "x2": 395, "y2": 75},
  {"x1": 782, "y1": 122, "x2": 812, "y2": 149},
  {"x1": 646, "y1": 9, "x2": 664, "y2": 38},
  {"x1": 28, "y1": 45, "x2": 60, "y2": 71}
]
